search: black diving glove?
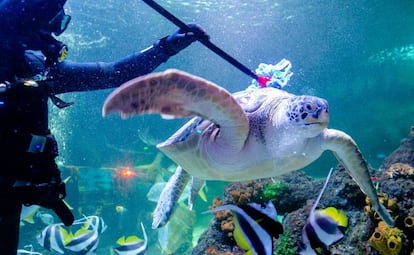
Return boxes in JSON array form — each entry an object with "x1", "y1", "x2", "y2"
[
  {"x1": 14, "y1": 178, "x2": 74, "y2": 226},
  {"x1": 159, "y1": 23, "x2": 210, "y2": 56}
]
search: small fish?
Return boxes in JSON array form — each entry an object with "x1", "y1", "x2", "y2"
[
  {"x1": 21, "y1": 205, "x2": 41, "y2": 225},
  {"x1": 36, "y1": 211, "x2": 55, "y2": 225},
  {"x1": 116, "y1": 205, "x2": 128, "y2": 214},
  {"x1": 17, "y1": 244, "x2": 43, "y2": 255},
  {"x1": 37, "y1": 224, "x2": 66, "y2": 254},
  {"x1": 116, "y1": 205, "x2": 129, "y2": 230},
  {"x1": 299, "y1": 168, "x2": 349, "y2": 255},
  {"x1": 207, "y1": 201, "x2": 283, "y2": 255},
  {"x1": 114, "y1": 222, "x2": 148, "y2": 255},
  {"x1": 63, "y1": 227, "x2": 100, "y2": 255}
]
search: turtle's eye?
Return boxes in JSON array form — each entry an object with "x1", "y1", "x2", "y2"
[
  {"x1": 301, "y1": 113, "x2": 308, "y2": 119},
  {"x1": 306, "y1": 103, "x2": 314, "y2": 111}
]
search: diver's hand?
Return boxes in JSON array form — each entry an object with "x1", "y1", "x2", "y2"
[{"x1": 160, "y1": 23, "x2": 209, "y2": 56}]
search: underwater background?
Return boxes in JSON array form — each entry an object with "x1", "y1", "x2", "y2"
[{"x1": 19, "y1": 0, "x2": 413, "y2": 254}]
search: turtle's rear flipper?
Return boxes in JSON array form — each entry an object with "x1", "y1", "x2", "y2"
[{"x1": 152, "y1": 166, "x2": 190, "y2": 229}]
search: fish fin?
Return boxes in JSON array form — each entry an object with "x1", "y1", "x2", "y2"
[
  {"x1": 205, "y1": 204, "x2": 238, "y2": 214},
  {"x1": 116, "y1": 236, "x2": 126, "y2": 245},
  {"x1": 63, "y1": 176, "x2": 71, "y2": 183},
  {"x1": 125, "y1": 236, "x2": 141, "y2": 242},
  {"x1": 24, "y1": 212, "x2": 37, "y2": 224},
  {"x1": 74, "y1": 227, "x2": 92, "y2": 236},
  {"x1": 59, "y1": 226, "x2": 72, "y2": 245},
  {"x1": 310, "y1": 168, "x2": 334, "y2": 214},
  {"x1": 140, "y1": 222, "x2": 148, "y2": 247},
  {"x1": 198, "y1": 183, "x2": 208, "y2": 202}
]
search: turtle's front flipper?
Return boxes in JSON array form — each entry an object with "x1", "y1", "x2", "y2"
[
  {"x1": 152, "y1": 166, "x2": 190, "y2": 229},
  {"x1": 102, "y1": 69, "x2": 249, "y2": 150},
  {"x1": 322, "y1": 129, "x2": 394, "y2": 227}
]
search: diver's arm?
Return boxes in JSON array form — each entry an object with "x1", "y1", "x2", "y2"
[
  {"x1": 51, "y1": 41, "x2": 171, "y2": 94},
  {"x1": 52, "y1": 24, "x2": 209, "y2": 94}
]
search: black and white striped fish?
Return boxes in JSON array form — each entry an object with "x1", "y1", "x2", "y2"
[
  {"x1": 208, "y1": 201, "x2": 283, "y2": 255},
  {"x1": 299, "y1": 168, "x2": 349, "y2": 255},
  {"x1": 37, "y1": 215, "x2": 106, "y2": 255},
  {"x1": 36, "y1": 224, "x2": 66, "y2": 254},
  {"x1": 62, "y1": 227, "x2": 100, "y2": 255},
  {"x1": 114, "y1": 222, "x2": 148, "y2": 255}
]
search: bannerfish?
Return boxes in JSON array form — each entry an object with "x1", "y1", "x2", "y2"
[
  {"x1": 64, "y1": 215, "x2": 106, "y2": 254},
  {"x1": 62, "y1": 227, "x2": 100, "y2": 255},
  {"x1": 299, "y1": 168, "x2": 349, "y2": 255},
  {"x1": 114, "y1": 222, "x2": 148, "y2": 255},
  {"x1": 38, "y1": 215, "x2": 106, "y2": 255},
  {"x1": 37, "y1": 224, "x2": 66, "y2": 254},
  {"x1": 207, "y1": 201, "x2": 283, "y2": 255},
  {"x1": 20, "y1": 205, "x2": 40, "y2": 225}
]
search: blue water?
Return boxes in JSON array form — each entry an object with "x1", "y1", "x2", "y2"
[{"x1": 20, "y1": 0, "x2": 414, "y2": 254}]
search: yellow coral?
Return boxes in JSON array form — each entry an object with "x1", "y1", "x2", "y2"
[
  {"x1": 369, "y1": 221, "x2": 404, "y2": 255},
  {"x1": 404, "y1": 216, "x2": 414, "y2": 230}
]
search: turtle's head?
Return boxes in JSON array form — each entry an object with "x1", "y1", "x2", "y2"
[{"x1": 286, "y1": 95, "x2": 329, "y2": 134}]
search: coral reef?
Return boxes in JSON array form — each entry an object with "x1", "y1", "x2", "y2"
[
  {"x1": 384, "y1": 163, "x2": 414, "y2": 179},
  {"x1": 192, "y1": 197, "x2": 236, "y2": 255},
  {"x1": 209, "y1": 197, "x2": 234, "y2": 238},
  {"x1": 369, "y1": 221, "x2": 404, "y2": 255},
  {"x1": 205, "y1": 246, "x2": 235, "y2": 255},
  {"x1": 193, "y1": 127, "x2": 414, "y2": 255},
  {"x1": 224, "y1": 180, "x2": 268, "y2": 205}
]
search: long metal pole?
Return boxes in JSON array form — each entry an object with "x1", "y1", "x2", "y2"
[{"x1": 142, "y1": 0, "x2": 259, "y2": 81}]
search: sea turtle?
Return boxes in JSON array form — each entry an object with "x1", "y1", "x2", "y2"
[{"x1": 102, "y1": 69, "x2": 394, "y2": 229}]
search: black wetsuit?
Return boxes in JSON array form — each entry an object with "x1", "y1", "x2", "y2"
[{"x1": 0, "y1": 42, "x2": 172, "y2": 254}]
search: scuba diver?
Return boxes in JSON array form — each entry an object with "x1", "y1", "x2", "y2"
[{"x1": 0, "y1": 0, "x2": 209, "y2": 253}]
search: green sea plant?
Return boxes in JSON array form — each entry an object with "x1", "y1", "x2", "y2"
[
  {"x1": 262, "y1": 180, "x2": 289, "y2": 202},
  {"x1": 274, "y1": 228, "x2": 296, "y2": 255}
]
